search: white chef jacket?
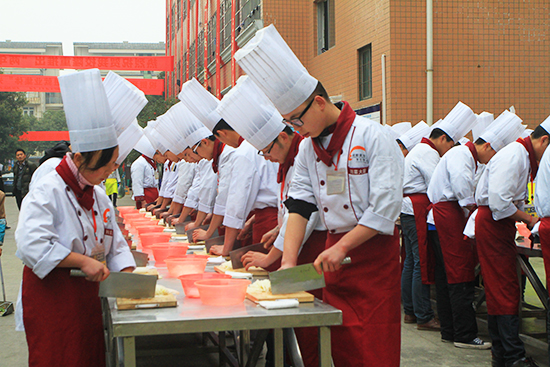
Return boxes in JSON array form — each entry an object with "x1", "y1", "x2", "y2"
[
  {"x1": 222, "y1": 141, "x2": 278, "y2": 230},
  {"x1": 535, "y1": 148, "x2": 550, "y2": 218},
  {"x1": 288, "y1": 115, "x2": 404, "y2": 235},
  {"x1": 428, "y1": 145, "x2": 477, "y2": 207},
  {"x1": 131, "y1": 156, "x2": 158, "y2": 200},
  {"x1": 29, "y1": 157, "x2": 62, "y2": 192},
  {"x1": 158, "y1": 161, "x2": 179, "y2": 199},
  {"x1": 15, "y1": 170, "x2": 136, "y2": 330},
  {"x1": 475, "y1": 141, "x2": 529, "y2": 221},
  {"x1": 173, "y1": 162, "x2": 196, "y2": 204},
  {"x1": 185, "y1": 159, "x2": 211, "y2": 209},
  {"x1": 401, "y1": 142, "x2": 440, "y2": 215},
  {"x1": 197, "y1": 161, "x2": 218, "y2": 214},
  {"x1": 212, "y1": 145, "x2": 236, "y2": 217}
]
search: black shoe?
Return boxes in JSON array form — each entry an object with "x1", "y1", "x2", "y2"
[
  {"x1": 511, "y1": 357, "x2": 540, "y2": 367},
  {"x1": 492, "y1": 352, "x2": 505, "y2": 367},
  {"x1": 5, "y1": 226, "x2": 10, "y2": 229}
]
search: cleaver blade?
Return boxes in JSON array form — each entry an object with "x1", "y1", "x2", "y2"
[
  {"x1": 229, "y1": 243, "x2": 269, "y2": 269},
  {"x1": 71, "y1": 270, "x2": 157, "y2": 298}
]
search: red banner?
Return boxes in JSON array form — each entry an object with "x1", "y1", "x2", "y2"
[
  {"x1": 0, "y1": 74, "x2": 164, "y2": 95},
  {"x1": 0, "y1": 54, "x2": 173, "y2": 71},
  {"x1": 19, "y1": 131, "x2": 70, "y2": 142}
]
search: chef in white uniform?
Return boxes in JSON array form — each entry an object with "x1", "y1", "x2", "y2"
[
  {"x1": 15, "y1": 69, "x2": 137, "y2": 367},
  {"x1": 396, "y1": 121, "x2": 430, "y2": 157}
]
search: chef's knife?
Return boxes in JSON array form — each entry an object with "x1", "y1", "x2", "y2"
[
  {"x1": 131, "y1": 250, "x2": 149, "y2": 267},
  {"x1": 174, "y1": 221, "x2": 192, "y2": 234},
  {"x1": 269, "y1": 257, "x2": 351, "y2": 295},
  {"x1": 229, "y1": 243, "x2": 269, "y2": 269},
  {"x1": 186, "y1": 225, "x2": 210, "y2": 243},
  {"x1": 70, "y1": 270, "x2": 157, "y2": 298},
  {"x1": 205, "y1": 236, "x2": 241, "y2": 252}
]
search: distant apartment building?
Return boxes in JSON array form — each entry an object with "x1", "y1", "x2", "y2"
[
  {"x1": 0, "y1": 41, "x2": 63, "y2": 118},
  {"x1": 166, "y1": 0, "x2": 550, "y2": 128},
  {"x1": 73, "y1": 41, "x2": 166, "y2": 79}
]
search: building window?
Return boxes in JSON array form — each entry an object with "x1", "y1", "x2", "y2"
[
  {"x1": 358, "y1": 44, "x2": 372, "y2": 100},
  {"x1": 23, "y1": 107, "x2": 34, "y2": 116},
  {"x1": 316, "y1": 0, "x2": 335, "y2": 54}
]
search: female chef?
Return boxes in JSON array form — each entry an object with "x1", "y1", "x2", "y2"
[{"x1": 15, "y1": 69, "x2": 136, "y2": 367}]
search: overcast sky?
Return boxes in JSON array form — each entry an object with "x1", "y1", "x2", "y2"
[{"x1": 0, "y1": 0, "x2": 166, "y2": 55}]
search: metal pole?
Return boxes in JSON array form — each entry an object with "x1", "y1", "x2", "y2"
[
  {"x1": 180, "y1": 0, "x2": 184, "y2": 89},
  {"x1": 195, "y1": 0, "x2": 199, "y2": 78},
  {"x1": 203, "y1": 0, "x2": 209, "y2": 88},
  {"x1": 381, "y1": 54, "x2": 387, "y2": 125},
  {"x1": 186, "y1": 0, "x2": 190, "y2": 80},
  {"x1": 165, "y1": 0, "x2": 169, "y2": 99},
  {"x1": 215, "y1": 0, "x2": 221, "y2": 98},
  {"x1": 169, "y1": 0, "x2": 173, "y2": 97},
  {"x1": 231, "y1": 0, "x2": 236, "y2": 86},
  {"x1": 427, "y1": 0, "x2": 433, "y2": 125}
]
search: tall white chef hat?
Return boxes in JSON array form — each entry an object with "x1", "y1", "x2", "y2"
[
  {"x1": 540, "y1": 114, "x2": 550, "y2": 135},
  {"x1": 458, "y1": 137, "x2": 470, "y2": 145},
  {"x1": 216, "y1": 76, "x2": 285, "y2": 150},
  {"x1": 178, "y1": 78, "x2": 221, "y2": 132},
  {"x1": 134, "y1": 134, "x2": 157, "y2": 158},
  {"x1": 116, "y1": 120, "x2": 144, "y2": 164},
  {"x1": 103, "y1": 71, "x2": 148, "y2": 136},
  {"x1": 391, "y1": 122, "x2": 412, "y2": 137},
  {"x1": 384, "y1": 125, "x2": 399, "y2": 141},
  {"x1": 148, "y1": 114, "x2": 183, "y2": 154},
  {"x1": 521, "y1": 129, "x2": 533, "y2": 139},
  {"x1": 398, "y1": 121, "x2": 430, "y2": 151},
  {"x1": 436, "y1": 102, "x2": 477, "y2": 142},
  {"x1": 166, "y1": 102, "x2": 210, "y2": 151},
  {"x1": 143, "y1": 122, "x2": 168, "y2": 154},
  {"x1": 479, "y1": 110, "x2": 524, "y2": 152},
  {"x1": 234, "y1": 24, "x2": 318, "y2": 115},
  {"x1": 472, "y1": 112, "x2": 494, "y2": 142},
  {"x1": 58, "y1": 69, "x2": 118, "y2": 153}
]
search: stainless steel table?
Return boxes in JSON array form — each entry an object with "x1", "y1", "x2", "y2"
[{"x1": 104, "y1": 267, "x2": 342, "y2": 367}]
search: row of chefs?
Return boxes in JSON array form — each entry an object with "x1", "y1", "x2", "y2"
[{"x1": 13, "y1": 23, "x2": 550, "y2": 367}]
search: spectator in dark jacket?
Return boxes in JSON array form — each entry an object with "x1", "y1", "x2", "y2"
[{"x1": 13, "y1": 148, "x2": 37, "y2": 209}]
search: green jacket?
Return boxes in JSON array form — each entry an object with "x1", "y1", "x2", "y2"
[{"x1": 13, "y1": 160, "x2": 37, "y2": 197}]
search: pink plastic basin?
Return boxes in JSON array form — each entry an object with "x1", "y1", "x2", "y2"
[
  {"x1": 166, "y1": 254, "x2": 209, "y2": 261},
  {"x1": 167, "y1": 243, "x2": 190, "y2": 258},
  {"x1": 150, "y1": 243, "x2": 189, "y2": 266},
  {"x1": 165, "y1": 258, "x2": 208, "y2": 278},
  {"x1": 140, "y1": 233, "x2": 172, "y2": 249},
  {"x1": 179, "y1": 273, "x2": 231, "y2": 298},
  {"x1": 135, "y1": 225, "x2": 164, "y2": 235},
  {"x1": 195, "y1": 279, "x2": 251, "y2": 306}
]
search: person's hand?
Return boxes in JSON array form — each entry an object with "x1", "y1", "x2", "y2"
[
  {"x1": 146, "y1": 204, "x2": 155, "y2": 212},
  {"x1": 161, "y1": 212, "x2": 171, "y2": 219},
  {"x1": 242, "y1": 251, "x2": 270, "y2": 270},
  {"x1": 186, "y1": 222, "x2": 198, "y2": 231},
  {"x1": 260, "y1": 226, "x2": 279, "y2": 249},
  {"x1": 237, "y1": 217, "x2": 254, "y2": 241},
  {"x1": 193, "y1": 228, "x2": 209, "y2": 242},
  {"x1": 279, "y1": 259, "x2": 297, "y2": 271},
  {"x1": 81, "y1": 258, "x2": 110, "y2": 282},
  {"x1": 313, "y1": 244, "x2": 347, "y2": 274},
  {"x1": 202, "y1": 213, "x2": 213, "y2": 226},
  {"x1": 209, "y1": 245, "x2": 227, "y2": 256},
  {"x1": 140, "y1": 200, "x2": 147, "y2": 209},
  {"x1": 527, "y1": 216, "x2": 539, "y2": 231}
]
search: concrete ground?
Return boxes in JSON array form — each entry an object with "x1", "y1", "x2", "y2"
[{"x1": 0, "y1": 194, "x2": 547, "y2": 366}]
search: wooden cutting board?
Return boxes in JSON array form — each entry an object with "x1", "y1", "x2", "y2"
[
  {"x1": 246, "y1": 290, "x2": 314, "y2": 303},
  {"x1": 116, "y1": 294, "x2": 177, "y2": 310},
  {"x1": 214, "y1": 266, "x2": 268, "y2": 276}
]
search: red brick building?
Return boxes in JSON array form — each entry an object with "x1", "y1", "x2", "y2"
[{"x1": 166, "y1": 0, "x2": 550, "y2": 128}]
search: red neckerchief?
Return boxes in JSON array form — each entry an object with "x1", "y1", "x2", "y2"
[
  {"x1": 55, "y1": 156, "x2": 94, "y2": 211},
  {"x1": 421, "y1": 137, "x2": 438, "y2": 152},
  {"x1": 312, "y1": 101, "x2": 355, "y2": 167},
  {"x1": 212, "y1": 139, "x2": 225, "y2": 173},
  {"x1": 237, "y1": 136, "x2": 244, "y2": 147},
  {"x1": 167, "y1": 161, "x2": 173, "y2": 170},
  {"x1": 465, "y1": 141, "x2": 479, "y2": 171},
  {"x1": 277, "y1": 132, "x2": 304, "y2": 183},
  {"x1": 517, "y1": 137, "x2": 539, "y2": 181},
  {"x1": 143, "y1": 155, "x2": 156, "y2": 170}
]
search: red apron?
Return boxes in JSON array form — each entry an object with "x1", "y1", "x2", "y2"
[
  {"x1": 475, "y1": 206, "x2": 519, "y2": 315},
  {"x1": 251, "y1": 207, "x2": 278, "y2": 244},
  {"x1": 22, "y1": 267, "x2": 105, "y2": 367},
  {"x1": 538, "y1": 217, "x2": 550, "y2": 290},
  {"x1": 135, "y1": 187, "x2": 159, "y2": 209},
  {"x1": 323, "y1": 228, "x2": 401, "y2": 367},
  {"x1": 407, "y1": 193, "x2": 435, "y2": 284},
  {"x1": 433, "y1": 201, "x2": 477, "y2": 283}
]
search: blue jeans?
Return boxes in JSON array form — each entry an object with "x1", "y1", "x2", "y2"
[
  {"x1": 0, "y1": 218, "x2": 5, "y2": 244},
  {"x1": 401, "y1": 214, "x2": 434, "y2": 324}
]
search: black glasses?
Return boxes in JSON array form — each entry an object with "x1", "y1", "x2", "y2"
[
  {"x1": 282, "y1": 96, "x2": 317, "y2": 127},
  {"x1": 191, "y1": 141, "x2": 201, "y2": 154},
  {"x1": 258, "y1": 138, "x2": 277, "y2": 157}
]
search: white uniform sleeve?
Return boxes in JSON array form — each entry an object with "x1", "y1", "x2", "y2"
[
  {"x1": 197, "y1": 167, "x2": 218, "y2": 213},
  {"x1": 173, "y1": 163, "x2": 196, "y2": 204},
  {"x1": 488, "y1": 150, "x2": 526, "y2": 220},
  {"x1": 105, "y1": 205, "x2": 136, "y2": 271},
  {"x1": 213, "y1": 153, "x2": 233, "y2": 216},
  {"x1": 535, "y1": 149, "x2": 550, "y2": 217},
  {"x1": 131, "y1": 159, "x2": 145, "y2": 199},
  {"x1": 287, "y1": 142, "x2": 318, "y2": 206},
  {"x1": 15, "y1": 185, "x2": 71, "y2": 279},
  {"x1": 448, "y1": 151, "x2": 476, "y2": 207}
]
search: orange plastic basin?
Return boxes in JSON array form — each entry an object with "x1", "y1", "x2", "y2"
[
  {"x1": 135, "y1": 225, "x2": 164, "y2": 235},
  {"x1": 140, "y1": 233, "x2": 172, "y2": 249},
  {"x1": 151, "y1": 243, "x2": 189, "y2": 266},
  {"x1": 195, "y1": 279, "x2": 251, "y2": 306},
  {"x1": 165, "y1": 258, "x2": 208, "y2": 278},
  {"x1": 179, "y1": 273, "x2": 231, "y2": 298},
  {"x1": 166, "y1": 254, "x2": 210, "y2": 261}
]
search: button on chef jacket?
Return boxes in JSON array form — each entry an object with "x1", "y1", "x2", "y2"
[
  {"x1": 158, "y1": 161, "x2": 179, "y2": 199},
  {"x1": 475, "y1": 141, "x2": 530, "y2": 220},
  {"x1": 535, "y1": 148, "x2": 550, "y2": 217},
  {"x1": 401, "y1": 142, "x2": 440, "y2": 215},
  {"x1": 428, "y1": 145, "x2": 477, "y2": 207},
  {"x1": 222, "y1": 141, "x2": 278, "y2": 230},
  {"x1": 288, "y1": 116, "x2": 403, "y2": 235},
  {"x1": 212, "y1": 145, "x2": 236, "y2": 217},
  {"x1": 185, "y1": 159, "x2": 212, "y2": 210},
  {"x1": 173, "y1": 162, "x2": 196, "y2": 205},
  {"x1": 131, "y1": 155, "x2": 158, "y2": 200}
]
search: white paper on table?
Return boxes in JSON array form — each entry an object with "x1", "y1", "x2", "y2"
[
  {"x1": 207, "y1": 256, "x2": 225, "y2": 265},
  {"x1": 163, "y1": 228, "x2": 176, "y2": 232},
  {"x1": 225, "y1": 271, "x2": 252, "y2": 279},
  {"x1": 259, "y1": 299, "x2": 299, "y2": 310}
]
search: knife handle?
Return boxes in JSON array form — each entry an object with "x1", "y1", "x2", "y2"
[
  {"x1": 70, "y1": 269, "x2": 87, "y2": 277},
  {"x1": 341, "y1": 257, "x2": 351, "y2": 265}
]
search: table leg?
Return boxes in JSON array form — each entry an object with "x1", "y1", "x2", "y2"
[
  {"x1": 274, "y1": 328, "x2": 284, "y2": 367},
  {"x1": 283, "y1": 328, "x2": 305, "y2": 367},
  {"x1": 122, "y1": 336, "x2": 136, "y2": 367},
  {"x1": 319, "y1": 326, "x2": 332, "y2": 367}
]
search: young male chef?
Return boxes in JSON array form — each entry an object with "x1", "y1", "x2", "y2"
[
  {"x1": 396, "y1": 121, "x2": 430, "y2": 157},
  {"x1": 475, "y1": 118, "x2": 549, "y2": 367},
  {"x1": 235, "y1": 24, "x2": 403, "y2": 367},
  {"x1": 428, "y1": 110, "x2": 524, "y2": 349},
  {"x1": 401, "y1": 102, "x2": 476, "y2": 331},
  {"x1": 130, "y1": 136, "x2": 165, "y2": 210}
]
